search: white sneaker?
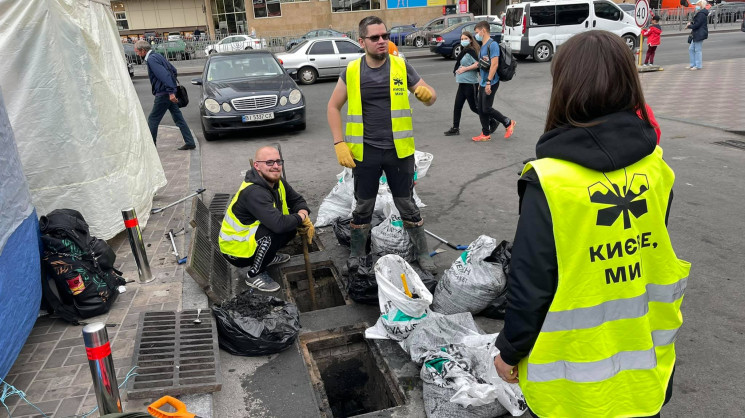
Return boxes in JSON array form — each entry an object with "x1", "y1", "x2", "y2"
[{"x1": 245, "y1": 271, "x2": 280, "y2": 292}]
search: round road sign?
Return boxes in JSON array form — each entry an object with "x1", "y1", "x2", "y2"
[{"x1": 635, "y1": 0, "x2": 650, "y2": 28}]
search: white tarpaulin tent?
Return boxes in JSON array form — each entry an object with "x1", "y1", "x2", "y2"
[{"x1": 0, "y1": 0, "x2": 166, "y2": 239}]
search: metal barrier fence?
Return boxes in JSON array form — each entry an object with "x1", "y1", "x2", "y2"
[{"x1": 652, "y1": 5, "x2": 745, "y2": 31}]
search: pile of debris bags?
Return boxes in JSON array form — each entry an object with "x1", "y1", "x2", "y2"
[
  {"x1": 315, "y1": 150, "x2": 433, "y2": 228},
  {"x1": 431, "y1": 236, "x2": 511, "y2": 319}
]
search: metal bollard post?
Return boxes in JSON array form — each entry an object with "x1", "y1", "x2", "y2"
[
  {"x1": 122, "y1": 207, "x2": 154, "y2": 283},
  {"x1": 82, "y1": 323, "x2": 122, "y2": 415}
]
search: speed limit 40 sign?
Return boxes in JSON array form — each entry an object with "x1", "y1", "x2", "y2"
[{"x1": 635, "y1": 0, "x2": 650, "y2": 27}]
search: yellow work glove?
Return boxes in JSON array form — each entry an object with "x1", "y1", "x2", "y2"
[
  {"x1": 414, "y1": 86, "x2": 432, "y2": 103},
  {"x1": 297, "y1": 216, "x2": 315, "y2": 245},
  {"x1": 334, "y1": 142, "x2": 356, "y2": 168}
]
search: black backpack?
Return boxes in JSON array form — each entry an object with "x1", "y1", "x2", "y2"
[
  {"x1": 40, "y1": 209, "x2": 125, "y2": 324},
  {"x1": 497, "y1": 43, "x2": 517, "y2": 82}
]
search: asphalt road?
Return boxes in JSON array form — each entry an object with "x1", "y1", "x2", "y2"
[{"x1": 133, "y1": 29, "x2": 745, "y2": 416}]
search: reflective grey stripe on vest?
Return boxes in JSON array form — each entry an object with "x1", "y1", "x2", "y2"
[
  {"x1": 223, "y1": 214, "x2": 252, "y2": 232},
  {"x1": 527, "y1": 326, "x2": 680, "y2": 383},
  {"x1": 219, "y1": 225, "x2": 258, "y2": 242},
  {"x1": 393, "y1": 130, "x2": 414, "y2": 140},
  {"x1": 347, "y1": 115, "x2": 363, "y2": 123},
  {"x1": 391, "y1": 109, "x2": 412, "y2": 118},
  {"x1": 345, "y1": 135, "x2": 363, "y2": 143},
  {"x1": 541, "y1": 277, "x2": 688, "y2": 332}
]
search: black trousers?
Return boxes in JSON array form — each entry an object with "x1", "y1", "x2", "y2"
[
  {"x1": 452, "y1": 82, "x2": 479, "y2": 129},
  {"x1": 352, "y1": 144, "x2": 420, "y2": 225},
  {"x1": 223, "y1": 225, "x2": 296, "y2": 277},
  {"x1": 478, "y1": 84, "x2": 510, "y2": 135}
]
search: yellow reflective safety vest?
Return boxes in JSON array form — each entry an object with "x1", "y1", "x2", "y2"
[
  {"x1": 345, "y1": 55, "x2": 414, "y2": 161},
  {"x1": 518, "y1": 146, "x2": 690, "y2": 418},
  {"x1": 218, "y1": 180, "x2": 289, "y2": 258}
]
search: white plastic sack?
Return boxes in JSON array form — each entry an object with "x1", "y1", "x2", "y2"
[
  {"x1": 432, "y1": 235, "x2": 505, "y2": 315},
  {"x1": 0, "y1": 0, "x2": 166, "y2": 239},
  {"x1": 371, "y1": 196, "x2": 416, "y2": 262},
  {"x1": 315, "y1": 168, "x2": 355, "y2": 227},
  {"x1": 365, "y1": 255, "x2": 433, "y2": 341},
  {"x1": 414, "y1": 150, "x2": 434, "y2": 179}
]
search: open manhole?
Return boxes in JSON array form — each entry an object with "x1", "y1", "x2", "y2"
[
  {"x1": 300, "y1": 325, "x2": 404, "y2": 417},
  {"x1": 280, "y1": 261, "x2": 348, "y2": 312},
  {"x1": 282, "y1": 234, "x2": 324, "y2": 256}
]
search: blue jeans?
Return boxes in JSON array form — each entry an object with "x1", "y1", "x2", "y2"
[
  {"x1": 148, "y1": 94, "x2": 195, "y2": 146},
  {"x1": 688, "y1": 41, "x2": 703, "y2": 69}
]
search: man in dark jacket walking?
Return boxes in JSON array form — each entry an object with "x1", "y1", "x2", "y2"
[
  {"x1": 686, "y1": 1, "x2": 708, "y2": 70},
  {"x1": 134, "y1": 40, "x2": 196, "y2": 149},
  {"x1": 219, "y1": 146, "x2": 314, "y2": 292}
]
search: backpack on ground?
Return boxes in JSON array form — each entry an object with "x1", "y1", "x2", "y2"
[
  {"x1": 40, "y1": 209, "x2": 125, "y2": 324},
  {"x1": 497, "y1": 43, "x2": 517, "y2": 82}
]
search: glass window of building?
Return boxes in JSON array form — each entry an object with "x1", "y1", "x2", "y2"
[
  {"x1": 252, "y1": 0, "x2": 281, "y2": 18},
  {"x1": 212, "y1": 0, "x2": 249, "y2": 34},
  {"x1": 112, "y1": 2, "x2": 128, "y2": 30},
  {"x1": 331, "y1": 0, "x2": 380, "y2": 13}
]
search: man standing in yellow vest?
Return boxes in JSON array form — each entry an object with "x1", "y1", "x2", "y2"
[
  {"x1": 492, "y1": 32, "x2": 689, "y2": 417},
  {"x1": 327, "y1": 16, "x2": 438, "y2": 274},
  {"x1": 219, "y1": 146, "x2": 314, "y2": 292}
]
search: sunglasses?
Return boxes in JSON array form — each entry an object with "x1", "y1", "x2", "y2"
[
  {"x1": 364, "y1": 33, "x2": 390, "y2": 42},
  {"x1": 256, "y1": 159, "x2": 284, "y2": 167}
]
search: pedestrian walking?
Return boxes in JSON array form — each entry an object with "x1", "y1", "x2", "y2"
[
  {"x1": 327, "y1": 15, "x2": 439, "y2": 274},
  {"x1": 134, "y1": 40, "x2": 196, "y2": 150},
  {"x1": 444, "y1": 32, "x2": 480, "y2": 137},
  {"x1": 472, "y1": 20, "x2": 515, "y2": 142},
  {"x1": 492, "y1": 31, "x2": 688, "y2": 417},
  {"x1": 686, "y1": 0, "x2": 708, "y2": 70},
  {"x1": 642, "y1": 15, "x2": 662, "y2": 65}
]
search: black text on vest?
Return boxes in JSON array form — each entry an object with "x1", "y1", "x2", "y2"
[{"x1": 587, "y1": 232, "x2": 659, "y2": 284}]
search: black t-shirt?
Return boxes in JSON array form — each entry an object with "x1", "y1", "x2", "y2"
[{"x1": 340, "y1": 58, "x2": 421, "y2": 149}]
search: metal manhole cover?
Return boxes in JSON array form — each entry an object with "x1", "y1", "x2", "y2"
[
  {"x1": 713, "y1": 140, "x2": 745, "y2": 151},
  {"x1": 128, "y1": 310, "x2": 221, "y2": 399}
]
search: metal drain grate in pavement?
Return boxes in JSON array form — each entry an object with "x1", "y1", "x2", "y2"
[
  {"x1": 713, "y1": 140, "x2": 745, "y2": 151},
  {"x1": 209, "y1": 193, "x2": 232, "y2": 219},
  {"x1": 128, "y1": 310, "x2": 222, "y2": 399}
]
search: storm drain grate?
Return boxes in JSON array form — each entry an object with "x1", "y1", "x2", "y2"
[
  {"x1": 209, "y1": 193, "x2": 232, "y2": 219},
  {"x1": 128, "y1": 310, "x2": 221, "y2": 399},
  {"x1": 713, "y1": 140, "x2": 745, "y2": 151}
]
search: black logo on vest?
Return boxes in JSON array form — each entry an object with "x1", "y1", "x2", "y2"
[
  {"x1": 588, "y1": 170, "x2": 649, "y2": 229},
  {"x1": 393, "y1": 77, "x2": 404, "y2": 86}
]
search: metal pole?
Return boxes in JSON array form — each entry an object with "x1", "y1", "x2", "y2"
[
  {"x1": 122, "y1": 208, "x2": 154, "y2": 283},
  {"x1": 82, "y1": 323, "x2": 122, "y2": 415}
]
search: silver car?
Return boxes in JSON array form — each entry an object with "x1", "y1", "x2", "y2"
[{"x1": 275, "y1": 37, "x2": 364, "y2": 85}]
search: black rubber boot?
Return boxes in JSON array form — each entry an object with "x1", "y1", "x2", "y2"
[
  {"x1": 346, "y1": 223, "x2": 371, "y2": 274},
  {"x1": 405, "y1": 224, "x2": 438, "y2": 274},
  {"x1": 444, "y1": 127, "x2": 460, "y2": 136}
]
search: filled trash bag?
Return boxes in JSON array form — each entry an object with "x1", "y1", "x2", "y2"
[
  {"x1": 371, "y1": 197, "x2": 416, "y2": 262},
  {"x1": 213, "y1": 291, "x2": 300, "y2": 356},
  {"x1": 431, "y1": 235, "x2": 505, "y2": 315},
  {"x1": 332, "y1": 213, "x2": 385, "y2": 248},
  {"x1": 347, "y1": 255, "x2": 378, "y2": 305},
  {"x1": 423, "y1": 382, "x2": 508, "y2": 418},
  {"x1": 365, "y1": 255, "x2": 433, "y2": 341},
  {"x1": 479, "y1": 240, "x2": 512, "y2": 320}
]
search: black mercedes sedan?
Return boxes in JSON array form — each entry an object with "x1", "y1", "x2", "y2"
[{"x1": 192, "y1": 50, "x2": 305, "y2": 141}]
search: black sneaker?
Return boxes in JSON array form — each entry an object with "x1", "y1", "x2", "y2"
[
  {"x1": 267, "y1": 253, "x2": 291, "y2": 266},
  {"x1": 444, "y1": 127, "x2": 460, "y2": 136},
  {"x1": 178, "y1": 144, "x2": 196, "y2": 150},
  {"x1": 489, "y1": 118, "x2": 498, "y2": 134},
  {"x1": 245, "y1": 272, "x2": 280, "y2": 292}
]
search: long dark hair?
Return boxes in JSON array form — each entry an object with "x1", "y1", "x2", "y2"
[
  {"x1": 544, "y1": 31, "x2": 650, "y2": 132},
  {"x1": 460, "y1": 31, "x2": 479, "y2": 55}
]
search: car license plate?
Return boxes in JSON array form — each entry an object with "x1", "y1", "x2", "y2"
[{"x1": 242, "y1": 112, "x2": 274, "y2": 122}]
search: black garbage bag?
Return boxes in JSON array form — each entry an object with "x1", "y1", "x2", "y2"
[
  {"x1": 347, "y1": 255, "x2": 378, "y2": 305},
  {"x1": 479, "y1": 240, "x2": 512, "y2": 320},
  {"x1": 333, "y1": 214, "x2": 386, "y2": 248},
  {"x1": 213, "y1": 291, "x2": 300, "y2": 356},
  {"x1": 412, "y1": 264, "x2": 438, "y2": 295}
]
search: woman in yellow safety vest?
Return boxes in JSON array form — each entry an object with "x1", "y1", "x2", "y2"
[{"x1": 493, "y1": 30, "x2": 690, "y2": 418}]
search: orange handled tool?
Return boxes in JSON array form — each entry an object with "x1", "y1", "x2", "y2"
[
  {"x1": 401, "y1": 273, "x2": 413, "y2": 298},
  {"x1": 148, "y1": 396, "x2": 201, "y2": 418}
]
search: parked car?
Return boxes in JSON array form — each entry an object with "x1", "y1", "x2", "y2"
[
  {"x1": 154, "y1": 39, "x2": 195, "y2": 60},
  {"x1": 204, "y1": 35, "x2": 267, "y2": 55},
  {"x1": 285, "y1": 29, "x2": 348, "y2": 51},
  {"x1": 276, "y1": 37, "x2": 364, "y2": 85},
  {"x1": 429, "y1": 21, "x2": 503, "y2": 59},
  {"x1": 192, "y1": 50, "x2": 305, "y2": 141},
  {"x1": 475, "y1": 15, "x2": 503, "y2": 24},
  {"x1": 122, "y1": 43, "x2": 142, "y2": 64},
  {"x1": 390, "y1": 24, "x2": 417, "y2": 45},
  {"x1": 406, "y1": 14, "x2": 474, "y2": 47},
  {"x1": 503, "y1": 0, "x2": 640, "y2": 62}
]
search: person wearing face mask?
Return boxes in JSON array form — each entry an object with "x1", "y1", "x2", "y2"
[
  {"x1": 444, "y1": 32, "x2": 482, "y2": 137},
  {"x1": 219, "y1": 146, "x2": 314, "y2": 292},
  {"x1": 686, "y1": 0, "x2": 708, "y2": 70}
]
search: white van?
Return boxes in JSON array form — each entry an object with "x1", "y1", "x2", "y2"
[{"x1": 502, "y1": 0, "x2": 641, "y2": 62}]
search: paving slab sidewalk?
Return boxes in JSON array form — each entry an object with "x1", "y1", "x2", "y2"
[{"x1": 0, "y1": 126, "x2": 207, "y2": 418}]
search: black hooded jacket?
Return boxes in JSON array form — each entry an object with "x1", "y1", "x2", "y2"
[
  {"x1": 495, "y1": 111, "x2": 671, "y2": 366},
  {"x1": 231, "y1": 168, "x2": 310, "y2": 234}
]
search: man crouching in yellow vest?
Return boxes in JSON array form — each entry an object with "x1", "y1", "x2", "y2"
[
  {"x1": 219, "y1": 146, "x2": 314, "y2": 292},
  {"x1": 492, "y1": 31, "x2": 690, "y2": 417},
  {"x1": 327, "y1": 15, "x2": 438, "y2": 274}
]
